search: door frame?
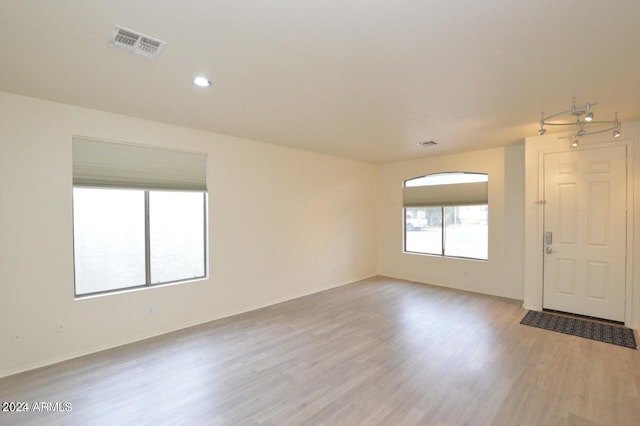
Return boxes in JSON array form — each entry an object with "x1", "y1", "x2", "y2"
[{"x1": 531, "y1": 139, "x2": 634, "y2": 326}]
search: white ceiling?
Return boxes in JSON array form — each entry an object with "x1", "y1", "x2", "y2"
[{"x1": 1, "y1": 0, "x2": 639, "y2": 163}]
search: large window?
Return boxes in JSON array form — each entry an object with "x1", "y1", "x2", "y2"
[
  {"x1": 403, "y1": 172, "x2": 488, "y2": 260},
  {"x1": 72, "y1": 137, "x2": 207, "y2": 296}
]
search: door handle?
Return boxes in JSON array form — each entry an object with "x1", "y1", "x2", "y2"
[{"x1": 545, "y1": 246, "x2": 553, "y2": 254}]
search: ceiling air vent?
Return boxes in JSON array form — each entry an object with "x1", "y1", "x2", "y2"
[{"x1": 109, "y1": 25, "x2": 165, "y2": 60}]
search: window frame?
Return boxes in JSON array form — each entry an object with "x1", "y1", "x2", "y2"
[
  {"x1": 403, "y1": 172, "x2": 488, "y2": 261},
  {"x1": 72, "y1": 187, "x2": 208, "y2": 298}
]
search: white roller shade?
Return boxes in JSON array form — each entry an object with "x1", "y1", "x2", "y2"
[
  {"x1": 73, "y1": 137, "x2": 207, "y2": 191},
  {"x1": 403, "y1": 181, "x2": 487, "y2": 207}
]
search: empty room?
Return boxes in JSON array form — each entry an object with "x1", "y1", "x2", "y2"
[{"x1": 2, "y1": 1, "x2": 640, "y2": 425}]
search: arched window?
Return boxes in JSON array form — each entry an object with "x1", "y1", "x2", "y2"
[{"x1": 403, "y1": 172, "x2": 488, "y2": 260}]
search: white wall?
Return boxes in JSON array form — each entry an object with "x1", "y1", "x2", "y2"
[
  {"x1": 524, "y1": 121, "x2": 640, "y2": 327},
  {"x1": 378, "y1": 146, "x2": 525, "y2": 300},
  {"x1": 0, "y1": 92, "x2": 379, "y2": 377}
]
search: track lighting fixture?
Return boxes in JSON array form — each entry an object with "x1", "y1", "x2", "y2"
[{"x1": 536, "y1": 97, "x2": 621, "y2": 139}]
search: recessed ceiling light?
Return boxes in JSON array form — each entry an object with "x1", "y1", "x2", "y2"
[{"x1": 193, "y1": 77, "x2": 211, "y2": 87}]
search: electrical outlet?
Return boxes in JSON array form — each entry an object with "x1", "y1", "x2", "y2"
[
  {"x1": 57, "y1": 322, "x2": 65, "y2": 334},
  {"x1": 12, "y1": 334, "x2": 22, "y2": 344}
]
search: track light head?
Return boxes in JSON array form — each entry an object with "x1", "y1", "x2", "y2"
[
  {"x1": 585, "y1": 111, "x2": 594, "y2": 122},
  {"x1": 576, "y1": 129, "x2": 586, "y2": 136},
  {"x1": 537, "y1": 115, "x2": 546, "y2": 135},
  {"x1": 612, "y1": 113, "x2": 621, "y2": 138},
  {"x1": 571, "y1": 139, "x2": 579, "y2": 147}
]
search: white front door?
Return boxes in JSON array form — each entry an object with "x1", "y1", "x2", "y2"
[{"x1": 543, "y1": 146, "x2": 627, "y2": 321}]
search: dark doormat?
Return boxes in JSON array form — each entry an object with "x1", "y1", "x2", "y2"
[{"x1": 520, "y1": 310, "x2": 637, "y2": 349}]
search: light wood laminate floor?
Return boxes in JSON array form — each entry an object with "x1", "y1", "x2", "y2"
[{"x1": 1, "y1": 277, "x2": 639, "y2": 425}]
